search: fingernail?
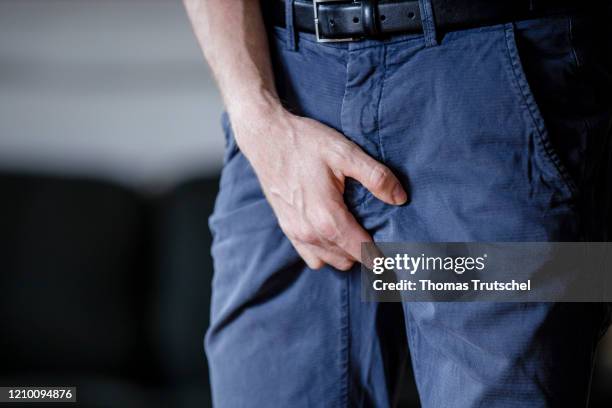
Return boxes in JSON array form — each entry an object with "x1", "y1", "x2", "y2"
[{"x1": 393, "y1": 184, "x2": 408, "y2": 205}]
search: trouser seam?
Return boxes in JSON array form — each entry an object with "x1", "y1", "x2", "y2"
[
  {"x1": 376, "y1": 45, "x2": 389, "y2": 163},
  {"x1": 339, "y1": 272, "x2": 350, "y2": 406}
]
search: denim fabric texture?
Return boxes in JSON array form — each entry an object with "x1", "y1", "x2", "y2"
[{"x1": 206, "y1": 7, "x2": 612, "y2": 408}]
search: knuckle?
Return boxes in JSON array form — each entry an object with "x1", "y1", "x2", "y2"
[
  {"x1": 326, "y1": 139, "x2": 352, "y2": 162},
  {"x1": 298, "y1": 229, "x2": 319, "y2": 245},
  {"x1": 342, "y1": 143, "x2": 361, "y2": 160},
  {"x1": 369, "y1": 165, "x2": 391, "y2": 191},
  {"x1": 315, "y1": 218, "x2": 338, "y2": 241},
  {"x1": 336, "y1": 260, "x2": 355, "y2": 271},
  {"x1": 308, "y1": 259, "x2": 325, "y2": 270}
]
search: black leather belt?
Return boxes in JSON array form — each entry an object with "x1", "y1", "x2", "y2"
[{"x1": 268, "y1": 0, "x2": 592, "y2": 42}]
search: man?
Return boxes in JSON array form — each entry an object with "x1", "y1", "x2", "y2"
[{"x1": 185, "y1": 0, "x2": 612, "y2": 406}]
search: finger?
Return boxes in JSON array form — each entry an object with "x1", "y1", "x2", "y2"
[
  {"x1": 301, "y1": 242, "x2": 356, "y2": 271},
  {"x1": 306, "y1": 236, "x2": 356, "y2": 262},
  {"x1": 316, "y1": 200, "x2": 374, "y2": 263},
  {"x1": 339, "y1": 144, "x2": 407, "y2": 205},
  {"x1": 361, "y1": 241, "x2": 385, "y2": 271},
  {"x1": 293, "y1": 242, "x2": 325, "y2": 270}
]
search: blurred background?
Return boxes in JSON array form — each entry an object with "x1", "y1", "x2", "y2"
[{"x1": 0, "y1": 0, "x2": 610, "y2": 407}]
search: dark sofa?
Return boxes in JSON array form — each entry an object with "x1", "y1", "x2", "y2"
[{"x1": 0, "y1": 173, "x2": 216, "y2": 408}]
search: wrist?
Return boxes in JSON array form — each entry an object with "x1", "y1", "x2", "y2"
[
  {"x1": 226, "y1": 88, "x2": 284, "y2": 125},
  {"x1": 227, "y1": 91, "x2": 292, "y2": 150}
]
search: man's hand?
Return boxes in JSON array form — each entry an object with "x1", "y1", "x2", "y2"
[
  {"x1": 184, "y1": 0, "x2": 406, "y2": 270},
  {"x1": 234, "y1": 106, "x2": 407, "y2": 271}
]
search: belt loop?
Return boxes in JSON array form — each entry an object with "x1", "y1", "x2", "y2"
[
  {"x1": 362, "y1": 0, "x2": 380, "y2": 36},
  {"x1": 285, "y1": 0, "x2": 298, "y2": 51},
  {"x1": 418, "y1": 0, "x2": 438, "y2": 47}
]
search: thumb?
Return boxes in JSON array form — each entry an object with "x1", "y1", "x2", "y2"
[{"x1": 340, "y1": 146, "x2": 408, "y2": 205}]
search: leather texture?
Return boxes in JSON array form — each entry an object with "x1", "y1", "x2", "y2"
[{"x1": 268, "y1": 0, "x2": 592, "y2": 39}]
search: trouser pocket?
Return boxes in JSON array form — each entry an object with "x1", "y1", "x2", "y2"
[{"x1": 502, "y1": 21, "x2": 577, "y2": 199}]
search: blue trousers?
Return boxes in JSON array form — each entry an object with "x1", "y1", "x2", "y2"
[{"x1": 207, "y1": 9, "x2": 612, "y2": 408}]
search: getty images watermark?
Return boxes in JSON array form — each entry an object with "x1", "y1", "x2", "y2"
[
  {"x1": 370, "y1": 252, "x2": 531, "y2": 292},
  {"x1": 361, "y1": 242, "x2": 612, "y2": 302}
]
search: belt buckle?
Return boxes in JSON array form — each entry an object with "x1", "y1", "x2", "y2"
[{"x1": 313, "y1": 0, "x2": 357, "y2": 43}]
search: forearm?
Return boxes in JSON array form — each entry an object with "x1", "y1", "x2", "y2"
[
  {"x1": 184, "y1": 1, "x2": 406, "y2": 268},
  {"x1": 184, "y1": 0, "x2": 282, "y2": 124}
]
